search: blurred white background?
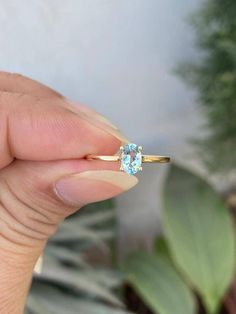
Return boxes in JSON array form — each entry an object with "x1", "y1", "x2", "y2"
[{"x1": 0, "y1": 0, "x2": 203, "y2": 256}]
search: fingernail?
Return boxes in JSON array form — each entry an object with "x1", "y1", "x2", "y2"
[
  {"x1": 67, "y1": 101, "x2": 129, "y2": 143},
  {"x1": 54, "y1": 170, "x2": 138, "y2": 206}
]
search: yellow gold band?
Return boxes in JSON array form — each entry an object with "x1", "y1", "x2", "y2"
[
  {"x1": 86, "y1": 154, "x2": 170, "y2": 163},
  {"x1": 142, "y1": 155, "x2": 170, "y2": 163},
  {"x1": 86, "y1": 155, "x2": 120, "y2": 161}
]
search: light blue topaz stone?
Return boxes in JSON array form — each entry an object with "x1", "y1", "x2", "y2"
[{"x1": 120, "y1": 143, "x2": 142, "y2": 175}]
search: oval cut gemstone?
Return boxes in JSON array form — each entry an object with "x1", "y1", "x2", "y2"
[{"x1": 121, "y1": 143, "x2": 142, "y2": 175}]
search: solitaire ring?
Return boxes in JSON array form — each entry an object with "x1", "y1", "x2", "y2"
[{"x1": 87, "y1": 143, "x2": 170, "y2": 175}]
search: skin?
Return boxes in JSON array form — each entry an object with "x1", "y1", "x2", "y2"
[{"x1": 0, "y1": 72, "x2": 138, "y2": 314}]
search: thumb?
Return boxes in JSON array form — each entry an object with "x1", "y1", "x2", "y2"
[
  {"x1": 0, "y1": 159, "x2": 138, "y2": 313},
  {"x1": 0, "y1": 158, "x2": 138, "y2": 250}
]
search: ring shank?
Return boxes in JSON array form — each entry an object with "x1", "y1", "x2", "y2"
[
  {"x1": 86, "y1": 155, "x2": 120, "y2": 161},
  {"x1": 87, "y1": 154, "x2": 170, "y2": 163},
  {"x1": 142, "y1": 155, "x2": 170, "y2": 163}
]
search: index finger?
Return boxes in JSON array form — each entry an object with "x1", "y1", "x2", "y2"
[
  {"x1": 0, "y1": 92, "x2": 125, "y2": 169},
  {"x1": 0, "y1": 71, "x2": 62, "y2": 98}
]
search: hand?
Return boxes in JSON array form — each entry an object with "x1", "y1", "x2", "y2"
[{"x1": 0, "y1": 72, "x2": 138, "y2": 313}]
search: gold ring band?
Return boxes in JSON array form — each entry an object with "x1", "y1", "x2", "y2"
[
  {"x1": 87, "y1": 155, "x2": 120, "y2": 162},
  {"x1": 86, "y1": 143, "x2": 170, "y2": 175},
  {"x1": 87, "y1": 155, "x2": 170, "y2": 163}
]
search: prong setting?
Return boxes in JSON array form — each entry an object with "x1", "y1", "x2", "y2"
[
  {"x1": 120, "y1": 146, "x2": 124, "y2": 171},
  {"x1": 138, "y1": 146, "x2": 143, "y2": 152}
]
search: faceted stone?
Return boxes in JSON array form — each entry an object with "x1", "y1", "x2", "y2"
[{"x1": 121, "y1": 143, "x2": 142, "y2": 175}]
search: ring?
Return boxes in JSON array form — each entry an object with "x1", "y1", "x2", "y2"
[{"x1": 87, "y1": 143, "x2": 170, "y2": 175}]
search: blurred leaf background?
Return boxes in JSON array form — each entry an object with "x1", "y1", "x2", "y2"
[
  {"x1": 124, "y1": 165, "x2": 235, "y2": 314},
  {"x1": 26, "y1": 200, "x2": 132, "y2": 314},
  {"x1": 177, "y1": 0, "x2": 236, "y2": 173}
]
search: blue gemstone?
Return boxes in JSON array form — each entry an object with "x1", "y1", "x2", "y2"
[{"x1": 121, "y1": 143, "x2": 142, "y2": 175}]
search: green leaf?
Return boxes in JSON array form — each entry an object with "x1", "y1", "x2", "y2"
[
  {"x1": 123, "y1": 251, "x2": 196, "y2": 314},
  {"x1": 83, "y1": 269, "x2": 124, "y2": 289},
  {"x1": 38, "y1": 258, "x2": 122, "y2": 306},
  {"x1": 155, "y1": 236, "x2": 170, "y2": 257},
  {"x1": 28, "y1": 283, "x2": 131, "y2": 314},
  {"x1": 163, "y1": 164, "x2": 236, "y2": 314},
  {"x1": 77, "y1": 210, "x2": 115, "y2": 227},
  {"x1": 27, "y1": 199, "x2": 125, "y2": 314},
  {"x1": 26, "y1": 293, "x2": 53, "y2": 314},
  {"x1": 51, "y1": 223, "x2": 113, "y2": 243},
  {"x1": 45, "y1": 245, "x2": 87, "y2": 267},
  {"x1": 81, "y1": 199, "x2": 116, "y2": 212}
]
